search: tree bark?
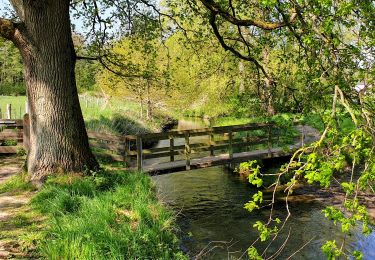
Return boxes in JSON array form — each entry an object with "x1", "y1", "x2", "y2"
[{"x1": 3, "y1": 0, "x2": 98, "y2": 181}]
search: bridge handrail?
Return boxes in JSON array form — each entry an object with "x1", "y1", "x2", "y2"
[
  {"x1": 124, "y1": 122, "x2": 277, "y2": 141},
  {"x1": 87, "y1": 121, "x2": 304, "y2": 172}
]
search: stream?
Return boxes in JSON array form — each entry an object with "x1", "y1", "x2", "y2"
[{"x1": 151, "y1": 118, "x2": 375, "y2": 259}]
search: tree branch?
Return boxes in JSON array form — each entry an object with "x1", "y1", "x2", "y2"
[
  {"x1": 76, "y1": 55, "x2": 99, "y2": 61},
  {"x1": 208, "y1": 13, "x2": 269, "y2": 78},
  {"x1": 200, "y1": 0, "x2": 296, "y2": 30}
]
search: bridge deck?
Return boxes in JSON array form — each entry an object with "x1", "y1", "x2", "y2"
[{"x1": 137, "y1": 144, "x2": 298, "y2": 174}]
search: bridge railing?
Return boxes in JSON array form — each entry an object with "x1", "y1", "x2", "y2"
[{"x1": 119, "y1": 122, "x2": 301, "y2": 171}]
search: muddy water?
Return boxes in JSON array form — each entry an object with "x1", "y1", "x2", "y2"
[{"x1": 152, "y1": 118, "x2": 375, "y2": 259}]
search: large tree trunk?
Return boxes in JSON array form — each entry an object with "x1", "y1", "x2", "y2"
[{"x1": 9, "y1": 1, "x2": 98, "y2": 181}]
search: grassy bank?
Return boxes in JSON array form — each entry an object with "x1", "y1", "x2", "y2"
[
  {"x1": 0, "y1": 166, "x2": 186, "y2": 259},
  {"x1": 0, "y1": 95, "x2": 175, "y2": 136}
]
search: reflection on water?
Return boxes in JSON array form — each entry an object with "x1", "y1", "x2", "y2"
[{"x1": 153, "y1": 167, "x2": 375, "y2": 259}]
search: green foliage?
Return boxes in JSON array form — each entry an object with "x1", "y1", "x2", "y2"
[
  {"x1": 321, "y1": 240, "x2": 342, "y2": 260},
  {"x1": 240, "y1": 160, "x2": 263, "y2": 188},
  {"x1": 1, "y1": 139, "x2": 17, "y2": 146},
  {"x1": 0, "y1": 38, "x2": 25, "y2": 96},
  {"x1": 247, "y1": 246, "x2": 263, "y2": 260},
  {"x1": 253, "y1": 221, "x2": 279, "y2": 242},
  {"x1": 244, "y1": 191, "x2": 263, "y2": 213},
  {"x1": 30, "y1": 170, "x2": 187, "y2": 259}
]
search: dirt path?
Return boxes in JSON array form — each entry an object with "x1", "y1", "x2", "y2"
[{"x1": 0, "y1": 155, "x2": 31, "y2": 259}]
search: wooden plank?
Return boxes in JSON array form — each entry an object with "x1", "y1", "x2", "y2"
[
  {"x1": 0, "y1": 146, "x2": 21, "y2": 154},
  {"x1": 139, "y1": 122, "x2": 275, "y2": 140},
  {"x1": 169, "y1": 135, "x2": 174, "y2": 162},
  {"x1": 6, "y1": 104, "x2": 11, "y2": 119},
  {"x1": 140, "y1": 146, "x2": 298, "y2": 174},
  {"x1": 23, "y1": 114, "x2": 30, "y2": 151},
  {"x1": 229, "y1": 131, "x2": 233, "y2": 160},
  {"x1": 136, "y1": 136, "x2": 143, "y2": 171},
  {"x1": 141, "y1": 137, "x2": 273, "y2": 159},
  {"x1": 0, "y1": 132, "x2": 23, "y2": 138},
  {"x1": 209, "y1": 132, "x2": 214, "y2": 156},
  {"x1": 0, "y1": 119, "x2": 23, "y2": 127},
  {"x1": 185, "y1": 132, "x2": 190, "y2": 170}
]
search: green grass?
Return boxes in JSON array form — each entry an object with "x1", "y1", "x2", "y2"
[
  {"x1": 0, "y1": 95, "x2": 171, "y2": 136},
  {"x1": 28, "y1": 170, "x2": 187, "y2": 259},
  {"x1": 0, "y1": 96, "x2": 27, "y2": 119},
  {"x1": 0, "y1": 172, "x2": 36, "y2": 194}
]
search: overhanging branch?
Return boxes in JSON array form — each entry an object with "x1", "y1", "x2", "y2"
[
  {"x1": 209, "y1": 13, "x2": 269, "y2": 79},
  {"x1": 201, "y1": 0, "x2": 296, "y2": 30}
]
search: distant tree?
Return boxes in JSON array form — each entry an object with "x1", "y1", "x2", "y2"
[{"x1": 0, "y1": 37, "x2": 24, "y2": 95}]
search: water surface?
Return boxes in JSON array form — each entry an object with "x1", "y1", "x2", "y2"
[{"x1": 151, "y1": 118, "x2": 375, "y2": 259}]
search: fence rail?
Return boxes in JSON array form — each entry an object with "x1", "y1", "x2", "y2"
[
  {"x1": 87, "y1": 122, "x2": 303, "y2": 173},
  {"x1": 1, "y1": 115, "x2": 304, "y2": 175},
  {"x1": 0, "y1": 116, "x2": 29, "y2": 154}
]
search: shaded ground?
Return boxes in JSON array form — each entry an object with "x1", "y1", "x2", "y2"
[{"x1": 0, "y1": 155, "x2": 37, "y2": 259}]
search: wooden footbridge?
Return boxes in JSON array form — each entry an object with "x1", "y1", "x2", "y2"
[
  {"x1": 87, "y1": 122, "x2": 320, "y2": 175},
  {"x1": 0, "y1": 117, "x2": 319, "y2": 174}
]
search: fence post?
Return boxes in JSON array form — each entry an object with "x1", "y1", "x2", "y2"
[
  {"x1": 246, "y1": 131, "x2": 250, "y2": 151},
  {"x1": 228, "y1": 131, "x2": 233, "y2": 160},
  {"x1": 136, "y1": 136, "x2": 143, "y2": 171},
  {"x1": 169, "y1": 134, "x2": 174, "y2": 162},
  {"x1": 6, "y1": 104, "x2": 11, "y2": 119},
  {"x1": 25, "y1": 101, "x2": 29, "y2": 114},
  {"x1": 23, "y1": 113, "x2": 30, "y2": 152},
  {"x1": 209, "y1": 132, "x2": 214, "y2": 156},
  {"x1": 123, "y1": 137, "x2": 129, "y2": 167},
  {"x1": 185, "y1": 132, "x2": 190, "y2": 170}
]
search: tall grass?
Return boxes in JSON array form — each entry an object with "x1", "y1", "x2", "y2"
[{"x1": 31, "y1": 170, "x2": 186, "y2": 259}]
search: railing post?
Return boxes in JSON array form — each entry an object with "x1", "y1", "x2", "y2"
[
  {"x1": 229, "y1": 131, "x2": 233, "y2": 160},
  {"x1": 169, "y1": 134, "x2": 175, "y2": 162},
  {"x1": 136, "y1": 136, "x2": 143, "y2": 171},
  {"x1": 23, "y1": 113, "x2": 30, "y2": 152},
  {"x1": 267, "y1": 125, "x2": 272, "y2": 157},
  {"x1": 209, "y1": 131, "x2": 214, "y2": 156},
  {"x1": 123, "y1": 137, "x2": 129, "y2": 167},
  {"x1": 246, "y1": 131, "x2": 250, "y2": 151},
  {"x1": 6, "y1": 104, "x2": 11, "y2": 119},
  {"x1": 185, "y1": 132, "x2": 191, "y2": 170}
]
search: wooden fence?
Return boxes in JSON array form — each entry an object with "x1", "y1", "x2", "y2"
[
  {"x1": 1, "y1": 116, "x2": 301, "y2": 174},
  {"x1": 0, "y1": 114, "x2": 30, "y2": 154},
  {"x1": 88, "y1": 122, "x2": 301, "y2": 172},
  {"x1": 0, "y1": 102, "x2": 29, "y2": 120}
]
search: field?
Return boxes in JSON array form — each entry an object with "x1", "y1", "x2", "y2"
[
  {"x1": 0, "y1": 95, "x2": 165, "y2": 136},
  {"x1": 0, "y1": 96, "x2": 27, "y2": 119}
]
